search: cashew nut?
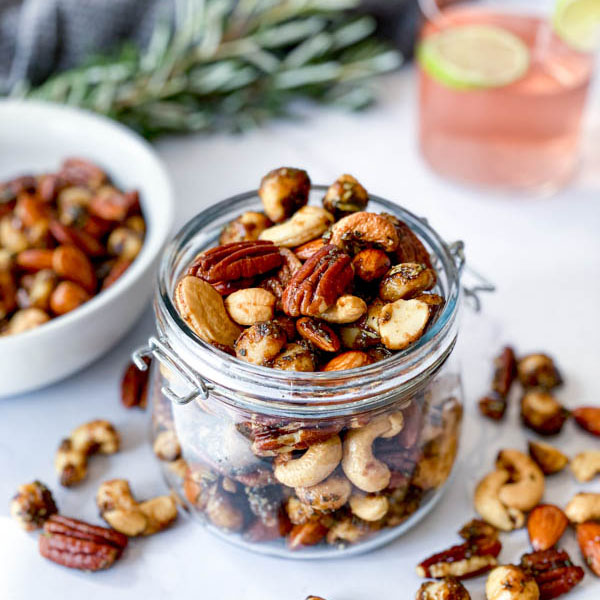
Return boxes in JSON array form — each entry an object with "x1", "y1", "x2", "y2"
[
  {"x1": 55, "y1": 419, "x2": 120, "y2": 487},
  {"x1": 318, "y1": 295, "x2": 367, "y2": 324},
  {"x1": 349, "y1": 494, "x2": 389, "y2": 521},
  {"x1": 485, "y1": 565, "x2": 540, "y2": 600},
  {"x1": 565, "y1": 492, "x2": 600, "y2": 523},
  {"x1": 295, "y1": 475, "x2": 351, "y2": 512},
  {"x1": 474, "y1": 469, "x2": 525, "y2": 532},
  {"x1": 274, "y1": 435, "x2": 342, "y2": 488},
  {"x1": 97, "y1": 479, "x2": 177, "y2": 536},
  {"x1": 341, "y1": 412, "x2": 404, "y2": 492},
  {"x1": 496, "y1": 449, "x2": 545, "y2": 512},
  {"x1": 259, "y1": 205, "x2": 334, "y2": 248},
  {"x1": 570, "y1": 450, "x2": 600, "y2": 482}
]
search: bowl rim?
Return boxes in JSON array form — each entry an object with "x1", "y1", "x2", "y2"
[{"x1": 0, "y1": 99, "x2": 174, "y2": 344}]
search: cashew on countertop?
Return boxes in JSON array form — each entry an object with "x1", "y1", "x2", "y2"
[{"x1": 474, "y1": 448, "x2": 545, "y2": 532}]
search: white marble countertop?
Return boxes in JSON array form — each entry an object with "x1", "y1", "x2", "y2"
[{"x1": 1, "y1": 68, "x2": 599, "y2": 599}]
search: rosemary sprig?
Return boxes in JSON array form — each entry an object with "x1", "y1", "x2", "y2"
[{"x1": 15, "y1": 0, "x2": 401, "y2": 137}]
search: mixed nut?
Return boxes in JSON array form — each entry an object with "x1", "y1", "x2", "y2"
[
  {"x1": 174, "y1": 168, "x2": 444, "y2": 370},
  {"x1": 0, "y1": 158, "x2": 145, "y2": 336}
]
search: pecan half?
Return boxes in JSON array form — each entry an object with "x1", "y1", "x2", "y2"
[
  {"x1": 417, "y1": 537, "x2": 502, "y2": 580},
  {"x1": 491, "y1": 346, "x2": 517, "y2": 397},
  {"x1": 39, "y1": 515, "x2": 127, "y2": 571},
  {"x1": 281, "y1": 244, "x2": 353, "y2": 317},
  {"x1": 520, "y1": 548, "x2": 585, "y2": 599},
  {"x1": 188, "y1": 241, "x2": 283, "y2": 283},
  {"x1": 121, "y1": 357, "x2": 150, "y2": 409},
  {"x1": 296, "y1": 317, "x2": 340, "y2": 352}
]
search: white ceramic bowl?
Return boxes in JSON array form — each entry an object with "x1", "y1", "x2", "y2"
[{"x1": 0, "y1": 100, "x2": 174, "y2": 397}]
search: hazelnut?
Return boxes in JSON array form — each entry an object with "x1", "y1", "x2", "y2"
[
  {"x1": 322, "y1": 174, "x2": 368, "y2": 219},
  {"x1": 259, "y1": 167, "x2": 310, "y2": 223}
]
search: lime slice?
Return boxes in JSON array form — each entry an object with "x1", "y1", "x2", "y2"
[
  {"x1": 554, "y1": 0, "x2": 600, "y2": 52},
  {"x1": 417, "y1": 24, "x2": 530, "y2": 90}
]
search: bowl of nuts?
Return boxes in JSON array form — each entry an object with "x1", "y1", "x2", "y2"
[
  {"x1": 136, "y1": 167, "x2": 466, "y2": 558},
  {"x1": 0, "y1": 100, "x2": 173, "y2": 396}
]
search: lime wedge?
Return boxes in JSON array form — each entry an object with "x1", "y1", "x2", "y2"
[
  {"x1": 417, "y1": 24, "x2": 530, "y2": 90},
  {"x1": 554, "y1": 0, "x2": 600, "y2": 52}
]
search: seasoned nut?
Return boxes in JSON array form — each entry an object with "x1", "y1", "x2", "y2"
[
  {"x1": 219, "y1": 211, "x2": 272, "y2": 244},
  {"x1": 0, "y1": 215, "x2": 28, "y2": 252},
  {"x1": 576, "y1": 521, "x2": 600, "y2": 577},
  {"x1": 496, "y1": 449, "x2": 544, "y2": 512},
  {"x1": 235, "y1": 320, "x2": 287, "y2": 365},
  {"x1": 121, "y1": 358, "x2": 150, "y2": 409},
  {"x1": 49, "y1": 219, "x2": 105, "y2": 257},
  {"x1": 349, "y1": 494, "x2": 389, "y2": 521},
  {"x1": 323, "y1": 350, "x2": 372, "y2": 371},
  {"x1": 7, "y1": 307, "x2": 50, "y2": 334},
  {"x1": 459, "y1": 519, "x2": 498, "y2": 542},
  {"x1": 224, "y1": 288, "x2": 276, "y2": 325},
  {"x1": 527, "y1": 504, "x2": 568, "y2": 552},
  {"x1": 52, "y1": 245, "x2": 97, "y2": 294},
  {"x1": 417, "y1": 577, "x2": 471, "y2": 600},
  {"x1": 101, "y1": 258, "x2": 132, "y2": 290},
  {"x1": 107, "y1": 227, "x2": 143, "y2": 261},
  {"x1": 97, "y1": 479, "x2": 177, "y2": 536},
  {"x1": 15, "y1": 249, "x2": 54, "y2": 271},
  {"x1": 271, "y1": 341, "x2": 316, "y2": 371},
  {"x1": 339, "y1": 324, "x2": 380, "y2": 350},
  {"x1": 414, "y1": 292, "x2": 445, "y2": 323},
  {"x1": 89, "y1": 186, "x2": 139, "y2": 221},
  {"x1": 0, "y1": 266, "x2": 17, "y2": 319},
  {"x1": 10, "y1": 481, "x2": 58, "y2": 531},
  {"x1": 296, "y1": 475, "x2": 352, "y2": 512},
  {"x1": 474, "y1": 469, "x2": 525, "y2": 531},
  {"x1": 520, "y1": 548, "x2": 584, "y2": 599},
  {"x1": 323, "y1": 174, "x2": 369, "y2": 219},
  {"x1": 318, "y1": 294, "x2": 367, "y2": 324},
  {"x1": 296, "y1": 317, "x2": 340, "y2": 352},
  {"x1": 288, "y1": 521, "x2": 328, "y2": 550},
  {"x1": 492, "y1": 346, "x2": 518, "y2": 397},
  {"x1": 528, "y1": 441, "x2": 568, "y2": 476},
  {"x1": 520, "y1": 389, "x2": 568, "y2": 436},
  {"x1": 274, "y1": 435, "x2": 342, "y2": 488},
  {"x1": 259, "y1": 206, "x2": 334, "y2": 248},
  {"x1": 258, "y1": 248, "x2": 302, "y2": 308},
  {"x1": 572, "y1": 406, "x2": 600, "y2": 437},
  {"x1": 49, "y1": 281, "x2": 91, "y2": 315},
  {"x1": 517, "y1": 354, "x2": 562, "y2": 390},
  {"x1": 352, "y1": 248, "x2": 391, "y2": 282},
  {"x1": 21, "y1": 269, "x2": 57, "y2": 311},
  {"x1": 485, "y1": 565, "x2": 539, "y2": 600},
  {"x1": 571, "y1": 450, "x2": 600, "y2": 482},
  {"x1": 479, "y1": 394, "x2": 508, "y2": 421},
  {"x1": 379, "y1": 263, "x2": 436, "y2": 302},
  {"x1": 294, "y1": 238, "x2": 325, "y2": 261},
  {"x1": 188, "y1": 241, "x2": 283, "y2": 283},
  {"x1": 153, "y1": 430, "x2": 182, "y2": 462},
  {"x1": 259, "y1": 167, "x2": 310, "y2": 223},
  {"x1": 565, "y1": 493, "x2": 600, "y2": 523},
  {"x1": 285, "y1": 497, "x2": 317, "y2": 525},
  {"x1": 39, "y1": 514, "x2": 127, "y2": 572},
  {"x1": 417, "y1": 536, "x2": 502, "y2": 579},
  {"x1": 175, "y1": 275, "x2": 242, "y2": 347},
  {"x1": 60, "y1": 158, "x2": 108, "y2": 189},
  {"x1": 282, "y1": 244, "x2": 353, "y2": 317},
  {"x1": 329, "y1": 211, "x2": 399, "y2": 253},
  {"x1": 382, "y1": 214, "x2": 432, "y2": 266},
  {"x1": 55, "y1": 420, "x2": 120, "y2": 487},
  {"x1": 378, "y1": 298, "x2": 431, "y2": 350},
  {"x1": 205, "y1": 482, "x2": 244, "y2": 532}
]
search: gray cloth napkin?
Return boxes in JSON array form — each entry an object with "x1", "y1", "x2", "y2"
[
  {"x1": 0, "y1": 0, "x2": 417, "y2": 94},
  {"x1": 0, "y1": 0, "x2": 167, "y2": 92}
]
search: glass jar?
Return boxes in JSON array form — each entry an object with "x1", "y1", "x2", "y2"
[{"x1": 136, "y1": 188, "x2": 466, "y2": 558}]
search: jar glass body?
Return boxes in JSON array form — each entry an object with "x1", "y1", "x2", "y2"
[{"x1": 147, "y1": 189, "x2": 464, "y2": 558}]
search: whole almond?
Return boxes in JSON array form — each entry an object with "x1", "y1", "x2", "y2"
[
  {"x1": 573, "y1": 407, "x2": 600, "y2": 437},
  {"x1": 323, "y1": 351, "x2": 372, "y2": 371},
  {"x1": 16, "y1": 249, "x2": 54, "y2": 272},
  {"x1": 49, "y1": 281, "x2": 90, "y2": 315},
  {"x1": 52, "y1": 245, "x2": 97, "y2": 294},
  {"x1": 527, "y1": 504, "x2": 568, "y2": 551},
  {"x1": 224, "y1": 288, "x2": 276, "y2": 326},
  {"x1": 352, "y1": 248, "x2": 391, "y2": 282},
  {"x1": 576, "y1": 521, "x2": 600, "y2": 576}
]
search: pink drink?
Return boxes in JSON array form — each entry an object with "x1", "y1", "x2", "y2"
[{"x1": 418, "y1": 6, "x2": 594, "y2": 192}]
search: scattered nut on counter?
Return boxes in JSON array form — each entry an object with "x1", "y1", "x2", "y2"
[
  {"x1": 417, "y1": 577, "x2": 471, "y2": 600},
  {"x1": 526, "y1": 504, "x2": 568, "y2": 552},
  {"x1": 485, "y1": 565, "x2": 539, "y2": 600},
  {"x1": 520, "y1": 548, "x2": 584, "y2": 598},
  {"x1": 39, "y1": 514, "x2": 128, "y2": 571},
  {"x1": 97, "y1": 479, "x2": 177, "y2": 536},
  {"x1": 10, "y1": 480, "x2": 58, "y2": 530},
  {"x1": 527, "y1": 441, "x2": 569, "y2": 476},
  {"x1": 55, "y1": 419, "x2": 120, "y2": 487},
  {"x1": 121, "y1": 357, "x2": 151, "y2": 409},
  {"x1": 173, "y1": 168, "x2": 443, "y2": 370},
  {"x1": 0, "y1": 158, "x2": 145, "y2": 336}
]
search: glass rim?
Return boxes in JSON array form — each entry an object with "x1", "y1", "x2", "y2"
[{"x1": 155, "y1": 187, "x2": 463, "y2": 414}]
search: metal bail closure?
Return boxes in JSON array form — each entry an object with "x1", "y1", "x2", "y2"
[
  {"x1": 448, "y1": 240, "x2": 494, "y2": 312},
  {"x1": 132, "y1": 336, "x2": 210, "y2": 405}
]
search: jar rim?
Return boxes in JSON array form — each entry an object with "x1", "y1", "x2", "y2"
[{"x1": 155, "y1": 187, "x2": 462, "y2": 414}]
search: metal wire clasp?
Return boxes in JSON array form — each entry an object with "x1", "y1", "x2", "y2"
[
  {"x1": 132, "y1": 336, "x2": 211, "y2": 405},
  {"x1": 448, "y1": 240, "x2": 495, "y2": 312}
]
